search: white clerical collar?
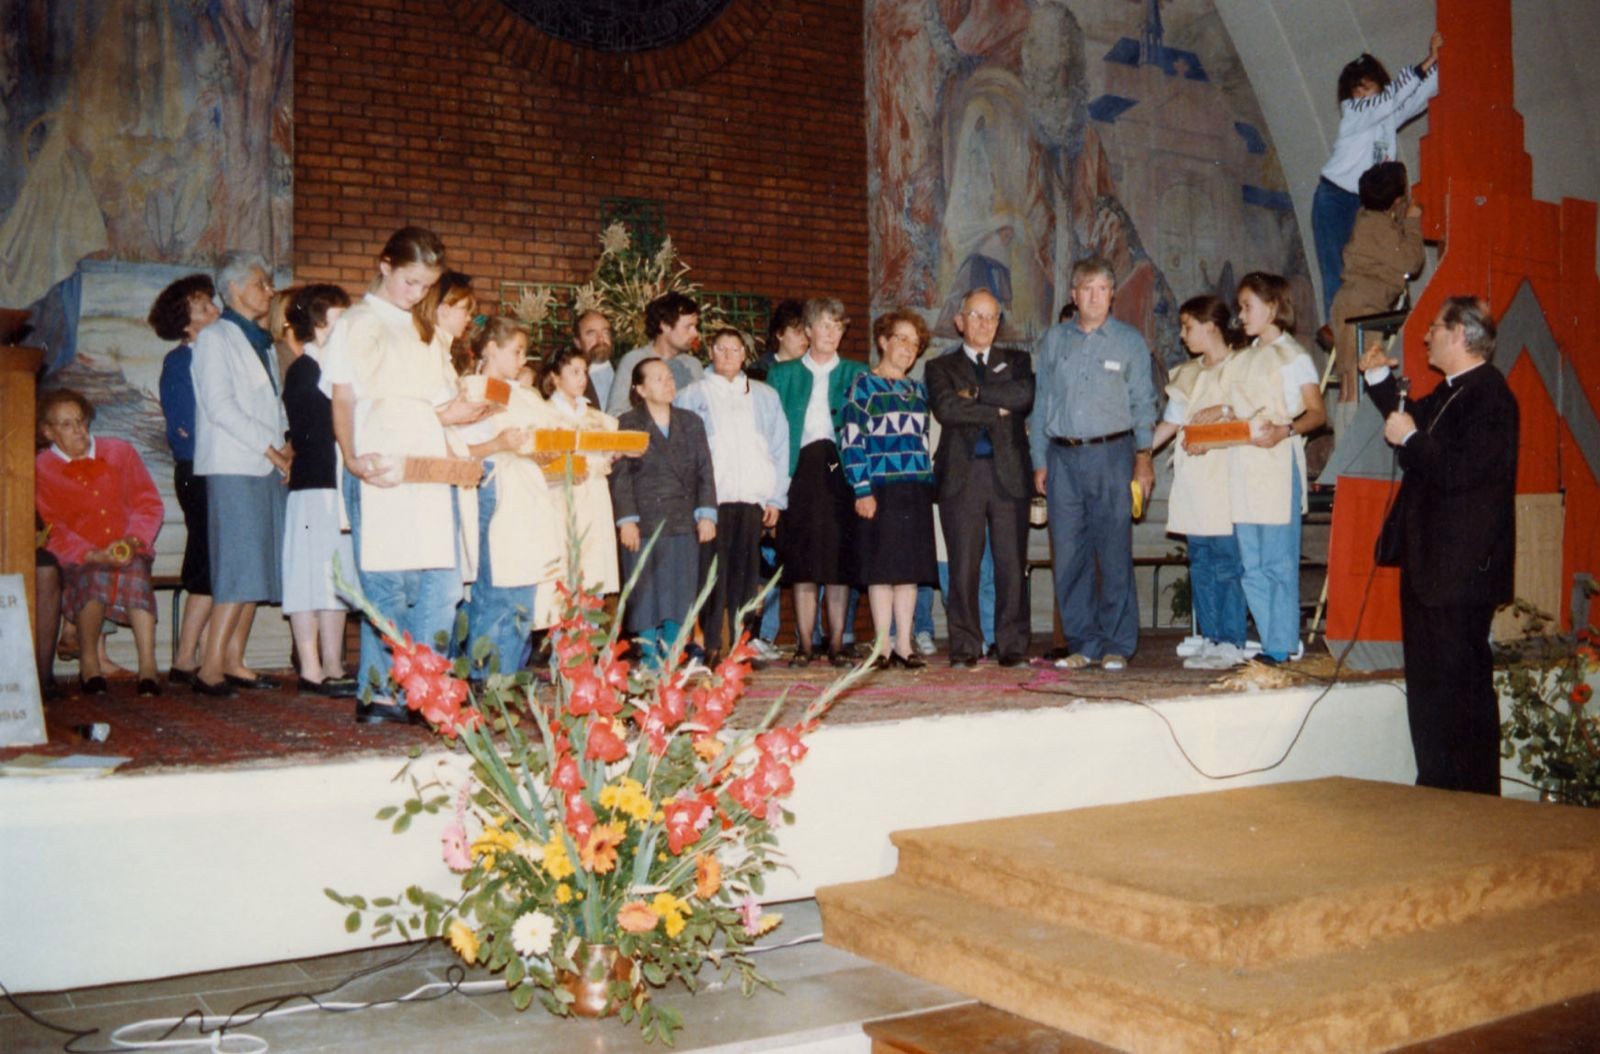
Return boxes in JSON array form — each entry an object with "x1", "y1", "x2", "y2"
[
  {"x1": 1446, "y1": 360, "x2": 1487, "y2": 387},
  {"x1": 51, "y1": 437, "x2": 96, "y2": 462}
]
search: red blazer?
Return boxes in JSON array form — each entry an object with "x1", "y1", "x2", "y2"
[{"x1": 35, "y1": 437, "x2": 164, "y2": 565}]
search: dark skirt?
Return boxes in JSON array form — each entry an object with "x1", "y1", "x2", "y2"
[
  {"x1": 778, "y1": 440, "x2": 856, "y2": 585},
  {"x1": 174, "y1": 460, "x2": 211, "y2": 596},
  {"x1": 855, "y1": 481, "x2": 937, "y2": 585},
  {"x1": 621, "y1": 529, "x2": 705, "y2": 632}
]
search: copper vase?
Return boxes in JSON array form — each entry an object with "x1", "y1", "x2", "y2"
[{"x1": 560, "y1": 943, "x2": 635, "y2": 1018}]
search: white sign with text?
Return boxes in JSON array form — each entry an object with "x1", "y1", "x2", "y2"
[{"x1": 0, "y1": 573, "x2": 47, "y2": 747}]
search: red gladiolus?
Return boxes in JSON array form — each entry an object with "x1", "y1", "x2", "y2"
[
  {"x1": 585, "y1": 719, "x2": 629, "y2": 763},
  {"x1": 567, "y1": 670, "x2": 619, "y2": 718},
  {"x1": 401, "y1": 671, "x2": 439, "y2": 711},
  {"x1": 388, "y1": 635, "x2": 415, "y2": 681},
  {"x1": 753, "y1": 754, "x2": 795, "y2": 799},
  {"x1": 1572, "y1": 683, "x2": 1593, "y2": 706},
  {"x1": 551, "y1": 754, "x2": 585, "y2": 792},
  {"x1": 565, "y1": 792, "x2": 596, "y2": 843},
  {"x1": 726, "y1": 775, "x2": 768, "y2": 819},
  {"x1": 453, "y1": 707, "x2": 485, "y2": 735},
  {"x1": 757, "y1": 725, "x2": 808, "y2": 764},
  {"x1": 658, "y1": 681, "x2": 688, "y2": 725},
  {"x1": 637, "y1": 705, "x2": 673, "y2": 756},
  {"x1": 663, "y1": 795, "x2": 714, "y2": 854}
]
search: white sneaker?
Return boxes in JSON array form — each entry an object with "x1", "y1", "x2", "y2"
[
  {"x1": 1184, "y1": 642, "x2": 1248, "y2": 670},
  {"x1": 1242, "y1": 640, "x2": 1263, "y2": 659},
  {"x1": 1175, "y1": 634, "x2": 1207, "y2": 658},
  {"x1": 914, "y1": 631, "x2": 936, "y2": 656},
  {"x1": 751, "y1": 638, "x2": 782, "y2": 662}
]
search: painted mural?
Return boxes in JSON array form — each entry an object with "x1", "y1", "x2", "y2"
[
  {"x1": 1, "y1": 0, "x2": 291, "y2": 555},
  {"x1": 1, "y1": 0, "x2": 293, "y2": 307},
  {"x1": 867, "y1": 0, "x2": 1313, "y2": 367}
]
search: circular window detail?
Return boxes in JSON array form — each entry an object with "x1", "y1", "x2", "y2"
[{"x1": 496, "y1": 0, "x2": 734, "y2": 54}]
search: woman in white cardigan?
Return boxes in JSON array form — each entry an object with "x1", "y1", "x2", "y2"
[{"x1": 190, "y1": 251, "x2": 292, "y2": 697}]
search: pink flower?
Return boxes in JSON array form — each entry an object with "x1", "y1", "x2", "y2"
[
  {"x1": 441, "y1": 822, "x2": 471, "y2": 872},
  {"x1": 737, "y1": 895, "x2": 763, "y2": 935}
]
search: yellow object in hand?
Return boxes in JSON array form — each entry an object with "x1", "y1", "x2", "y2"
[{"x1": 1130, "y1": 480, "x2": 1145, "y2": 520}]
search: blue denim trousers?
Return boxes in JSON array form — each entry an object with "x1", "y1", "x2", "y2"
[
  {"x1": 343, "y1": 472, "x2": 464, "y2": 702},
  {"x1": 1312, "y1": 177, "x2": 1361, "y2": 321},
  {"x1": 1234, "y1": 469, "x2": 1303, "y2": 661},
  {"x1": 1045, "y1": 438, "x2": 1139, "y2": 660},
  {"x1": 1187, "y1": 533, "x2": 1246, "y2": 647},
  {"x1": 464, "y1": 473, "x2": 535, "y2": 676}
]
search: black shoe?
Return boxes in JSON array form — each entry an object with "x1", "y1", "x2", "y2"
[
  {"x1": 225, "y1": 673, "x2": 282, "y2": 691},
  {"x1": 998, "y1": 655, "x2": 1030, "y2": 668},
  {"x1": 193, "y1": 676, "x2": 238, "y2": 698},
  {"x1": 299, "y1": 676, "x2": 356, "y2": 698},
  {"x1": 788, "y1": 649, "x2": 814, "y2": 668},
  {"x1": 1042, "y1": 645, "x2": 1072, "y2": 661},
  {"x1": 41, "y1": 678, "x2": 64, "y2": 702},
  {"x1": 949, "y1": 656, "x2": 977, "y2": 670},
  {"x1": 356, "y1": 700, "x2": 417, "y2": 725},
  {"x1": 828, "y1": 650, "x2": 853, "y2": 668},
  {"x1": 137, "y1": 678, "x2": 161, "y2": 697},
  {"x1": 890, "y1": 652, "x2": 927, "y2": 671},
  {"x1": 167, "y1": 667, "x2": 198, "y2": 689},
  {"x1": 81, "y1": 676, "x2": 108, "y2": 696},
  {"x1": 984, "y1": 645, "x2": 999, "y2": 661}
]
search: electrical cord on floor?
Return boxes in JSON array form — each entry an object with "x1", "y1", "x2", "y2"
[
  {"x1": 6, "y1": 927, "x2": 830, "y2": 1054},
  {"x1": 1018, "y1": 458, "x2": 1406, "y2": 782}
]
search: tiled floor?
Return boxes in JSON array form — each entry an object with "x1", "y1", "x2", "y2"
[{"x1": 0, "y1": 900, "x2": 966, "y2": 1053}]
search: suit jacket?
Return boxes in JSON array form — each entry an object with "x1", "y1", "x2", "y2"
[
  {"x1": 1368, "y1": 362, "x2": 1518, "y2": 608},
  {"x1": 926, "y1": 345, "x2": 1035, "y2": 501},
  {"x1": 610, "y1": 406, "x2": 717, "y2": 536}
]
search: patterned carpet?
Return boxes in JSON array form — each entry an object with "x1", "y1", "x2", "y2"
[{"x1": 7, "y1": 632, "x2": 1378, "y2": 774}]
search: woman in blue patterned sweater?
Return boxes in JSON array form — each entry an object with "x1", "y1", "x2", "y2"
[{"x1": 840, "y1": 309, "x2": 937, "y2": 669}]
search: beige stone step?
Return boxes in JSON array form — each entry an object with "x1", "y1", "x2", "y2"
[
  {"x1": 820, "y1": 873, "x2": 1600, "y2": 1054},
  {"x1": 883, "y1": 778, "x2": 1600, "y2": 967}
]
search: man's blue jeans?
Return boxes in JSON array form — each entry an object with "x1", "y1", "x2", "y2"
[{"x1": 343, "y1": 472, "x2": 463, "y2": 702}]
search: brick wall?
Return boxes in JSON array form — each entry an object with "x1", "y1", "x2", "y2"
[{"x1": 292, "y1": 0, "x2": 870, "y2": 353}]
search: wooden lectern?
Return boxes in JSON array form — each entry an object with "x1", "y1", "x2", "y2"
[{"x1": 1, "y1": 309, "x2": 43, "y2": 615}]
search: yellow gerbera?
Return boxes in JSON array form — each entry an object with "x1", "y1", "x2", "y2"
[
  {"x1": 470, "y1": 822, "x2": 520, "y2": 870},
  {"x1": 599, "y1": 778, "x2": 654, "y2": 824},
  {"x1": 651, "y1": 892, "x2": 689, "y2": 938},
  {"x1": 542, "y1": 827, "x2": 575, "y2": 881},
  {"x1": 555, "y1": 883, "x2": 573, "y2": 904},
  {"x1": 447, "y1": 918, "x2": 479, "y2": 963}
]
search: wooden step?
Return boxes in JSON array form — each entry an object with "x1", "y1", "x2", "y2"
[
  {"x1": 881, "y1": 779, "x2": 1600, "y2": 967},
  {"x1": 822, "y1": 866, "x2": 1600, "y2": 1053},
  {"x1": 818, "y1": 779, "x2": 1600, "y2": 1053}
]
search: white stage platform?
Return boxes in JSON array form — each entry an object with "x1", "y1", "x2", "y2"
[{"x1": 2, "y1": 678, "x2": 1421, "y2": 993}]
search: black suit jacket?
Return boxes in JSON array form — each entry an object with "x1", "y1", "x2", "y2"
[
  {"x1": 1368, "y1": 362, "x2": 1518, "y2": 608},
  {"x1": 926, "y1": 345, "x2": 1036, "y2": 501}
]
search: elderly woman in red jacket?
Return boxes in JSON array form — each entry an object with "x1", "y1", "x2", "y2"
[{"x1": 34, "y1": 389, "x2": 165, "y2": 696}]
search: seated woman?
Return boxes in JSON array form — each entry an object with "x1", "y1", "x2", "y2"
[
  {"x1": 610, "y1": 358, "x2": 717, "y2": 665},
  {"x1": 34, "y1": 390, "x2": 165, "y2": 696}
]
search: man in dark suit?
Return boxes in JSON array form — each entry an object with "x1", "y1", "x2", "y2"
[
  {"x1": 1362, "y1": 295, "x2": 1518, "y2": 795},
  {"x1": 927, "y1": 288, "x2": 1036, "y2": 668}
]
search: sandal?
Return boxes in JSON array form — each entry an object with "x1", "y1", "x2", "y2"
[{"x1": 1053, "y1": 653, "x2": 1093, "y2": 670}]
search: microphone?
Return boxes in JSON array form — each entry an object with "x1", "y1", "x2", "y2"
[{"x1": 1395, "y1": 374, "x2": 1410, "y2": 414}]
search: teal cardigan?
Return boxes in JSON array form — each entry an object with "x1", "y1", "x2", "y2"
[{"x1": 766, "y1": 355, "x2": 868, "y2": 475}]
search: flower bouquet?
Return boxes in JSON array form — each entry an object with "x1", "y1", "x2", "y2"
[
  {"x1": 328, "y1": 524, "x2": 871, "y2": 1043},
  {"x1": 1500, "y1": 623, "x2": 1600, "y2": 806}
]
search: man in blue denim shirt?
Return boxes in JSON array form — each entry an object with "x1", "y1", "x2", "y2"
[{"x1": 1029, "y1": 257, "x2": 1159, "y2": 670}]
